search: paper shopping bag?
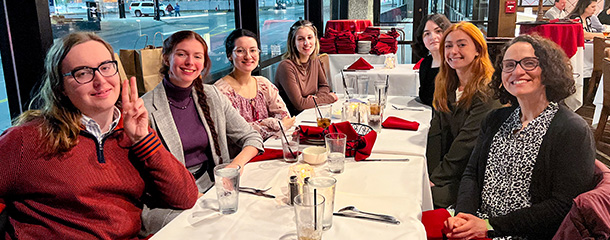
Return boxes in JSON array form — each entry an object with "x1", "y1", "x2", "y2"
[{"x1": 134, "y1": 45, "x2": 163, "y2": 95}]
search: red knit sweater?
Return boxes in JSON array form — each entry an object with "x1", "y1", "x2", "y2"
[{"x1": 0, "y1": 119, "x2": 198, "y2": 239}]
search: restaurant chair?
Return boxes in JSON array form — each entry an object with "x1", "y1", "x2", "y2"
[
  {"x1": 0, "y1": 199, "x2": 6, "y2": 236},
  {"x1": 485, "y1": 37, "x2": 513, "y2": 64},
  {"x1": 585, "y1": 37, "x2": 610, "y2": 104},
  {"x1": 594, "y1": 58, "x2": 610, "y2": 143},
  {"x1": 552, "y1": 160, "x2": 610, "y2": 240},
  {"x1": 319, "y1": 53, "x2": 331, "y2": 87}
]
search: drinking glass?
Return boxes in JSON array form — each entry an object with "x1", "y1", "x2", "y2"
[
  {"x1": 325, "y1": 133, "x2": 347, "y2": 173},
  {"x1": 304, "y1": 177, "x2": 337, "y2": 230},
  {"x1": 281, "y1": 129, "x2": 300, "y2": 163},
  {"x1": 373, "y1": 80, "x2": 388, "y2": 107},
  {"x1": 367, "y1": 98, "x2": 383, "y2": 132},
  {"x1": 213, "y1": 163, "x2": 240, "y2": 214},
  {"x1": 316, "y1": 104, "x2": 332, "y2": 128},
  {"x1": 294, "y1": 193, "x2": 325, "y2": 240},
  {"x1": 357, "y1": 75, "x2": 369, "y2": 99},
  {"x1": 344, "y1": 74, "x2": 357, "y2": 100}
]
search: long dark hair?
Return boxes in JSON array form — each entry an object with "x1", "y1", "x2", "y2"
[
  {"x1": 161, "y1": 30, "x2": 222, "y2": 158},
  {"x1": 412, "y1": 14, "x2": 452, "y2": 59},
  {"x1": 569, "y1": 0, "x2": 597, "y2": 17}
]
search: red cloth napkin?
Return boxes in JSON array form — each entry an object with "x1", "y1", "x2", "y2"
[
  {"x1": 382, "y1": 116, "x2": 419, "y2": 131},
  {"x1": 327, "y1": 121, "x2": 377, "y2": 161},
  {"x1": 422, "y1": 209, "x2": 451, "y2": 240},
  {"x1": 249, "y1": 148, "x2": 284, "y2": 163},
  {"x1": 347, "y1": 57, "x2": 374, "y2": 70},
  {"x1": 299, "y1": 125, "x2": 325, "y2": 140},
  {"x1": 413, "y1": 58, "x2": 424, "y2": 70}
]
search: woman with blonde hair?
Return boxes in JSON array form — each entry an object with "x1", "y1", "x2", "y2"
[
  {"x1": 426, "y1": 22, "x2": 502, "y2": 209},
  {"x1": 0, "y1": 32, "x2": 198, "y2": 239},
  {"x1": 275, "y1": 20, "x2": 338, "y2": 115}
]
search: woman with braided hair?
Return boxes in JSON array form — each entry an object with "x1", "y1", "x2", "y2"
[{"x1": 141, "y1": 30, "x2": 263, "y2": 236}]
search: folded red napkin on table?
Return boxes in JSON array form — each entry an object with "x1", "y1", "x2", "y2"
[
  {"x1": 347, "y1": 57, "x2": 374, "y2": 70},
  {"x1": 249, "y1": 148, "x2": 284, "y2": 163},
  {"x1": 382, "y1": 116, "x2": 420, "y2": 131},
  {"x1": 327, "y1": 121, "x2": 377, "y2": 161},
  {"x1": 413, "y1": 58, "x2": 424, "y2": 70},
  {"x1": 422, "y1": 209, "x2": 451, "y2": 240},
  {"x1": 299, "y1": 125, "x2": 325, "y2": 140}
]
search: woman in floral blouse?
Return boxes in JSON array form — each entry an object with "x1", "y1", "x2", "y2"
[{"x1": 215, "y1": 29, "x2": 295, "y2": 140}]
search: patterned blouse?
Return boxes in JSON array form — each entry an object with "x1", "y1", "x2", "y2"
[
  {"x1": 214, "y1": 76, "x2": 290, "y2": 140},
  {"x1": 478, "y1": 102, "x2": 559, "y2": 240}
]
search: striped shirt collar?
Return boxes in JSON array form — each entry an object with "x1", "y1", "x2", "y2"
[{"x1": 81, "y1": 107, "x2": 121, "y2": 143}]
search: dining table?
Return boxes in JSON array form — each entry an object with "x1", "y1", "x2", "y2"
[
  {"x1": 331, "y1": 64, "x2": 419, "y2": 97},
  {"x1": 150, "y1": 96, "x2": 434, "y2": 240},
  {"x1": 327, "y1": 53, "x2": 394, "y2": 89}
]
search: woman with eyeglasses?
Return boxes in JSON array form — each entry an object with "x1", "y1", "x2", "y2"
[
  {"x1": 0, "y1": 32, "x2": 198, "y2": 239},
  {"x1": 275, "y1": 20, "x2": 338, "y2": 115},
  {"x1": 141, "y1": 30, "x2": 263, "y2": 235},
  {"x1": 444, "y1": 34, "x2": 595, "y2": 239},
  {"x1": 214, "y1": 29, "x2": 295, "y2": 140},
  {"x1": 426, "y1": 22, "x2": 502, "y2": 209}
]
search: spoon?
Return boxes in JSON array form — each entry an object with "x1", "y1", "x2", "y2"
[{"x1": 337, "y1": 206, "x2": 397, "y2": 221}]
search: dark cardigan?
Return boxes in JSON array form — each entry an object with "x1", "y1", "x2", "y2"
[{"x1": 455, "y1": 104, "x2": 596, "y2": 239}]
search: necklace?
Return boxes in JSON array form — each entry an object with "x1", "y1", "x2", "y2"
[{"x1": 168, "y1": 96, "x2": 192, "y2": 110}]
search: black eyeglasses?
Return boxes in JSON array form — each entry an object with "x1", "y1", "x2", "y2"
[
  {"x1": 63, "y1": 60, "x2": 119, "y2": 84},
  {"x1": 501, "y1": 57, "x2": 539, "y2": 73}
]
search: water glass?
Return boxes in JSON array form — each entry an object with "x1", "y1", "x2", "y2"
[
  {"x1": 325, "y1": 133, "x2": 347, "y2": 173},
  {"x1": 294, "y1": 193, "x2": 325, "y2": 240},
  {"x1": 344, "y1": 74, "x2": 357, "y2": 99},
  {"x1": 373, "y1": 81, "x2": 388, "y2": 107},
  {"x1": 304, "y1": 177, "x2": 337, "y2": 230},
  {"x1": 316, "y1": 104, "x2": 332, "y2": 129},
  {"x1": 357, "y1": 76, "x2": 369, "y2": 99},
  {"x1": 281, "y1": 129, "x2": 300, "y2": 163},
  {"x1": 213, "y1": 163, "x2": 240, "y2": 214},
  {"x1": 367, "y1": 98, "x2": 383, "y2": 132}
]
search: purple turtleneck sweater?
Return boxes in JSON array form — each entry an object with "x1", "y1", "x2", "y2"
[{"x1": 163, "y1": 78, "x2": 211, "y2": 168}]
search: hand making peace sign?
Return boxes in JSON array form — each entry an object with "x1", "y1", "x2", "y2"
[{"x1": 121, "y1": 77, "x2": 149, "y2": 145}]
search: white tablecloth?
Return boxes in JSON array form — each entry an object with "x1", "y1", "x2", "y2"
[
  {"x1": 565, "y1": 47, "x2": 585, "y2": 111},
  {"x1": 584, "y1": 42, "x2": 593, "y2": 79},
  {"x1": 331, "y1": 64, "x2": 419, "y2": 97},
  {"x1": 328, "y1": 54, "x2": 393, "y2": 89},
  {"x1": 593, "y1": 73, "x2": 604, "y2": 126},
  {"x1": 151, "y1": 159, "x2": 430, "y2": 240},
  {"x1": 151, "y1": 96, "x2": 434, "y2": 240}
]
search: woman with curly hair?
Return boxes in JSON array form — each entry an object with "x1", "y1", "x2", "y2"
[
  {"x1": 412, "y1": 13, "x2": 452, "y2": 106},
  {"x1": 141, "y1": 30, "x2": 263, "y2": 235},
  {"x1": 426, "y1": 22, "x2": 502, "y2": 209},
  {"x1": 444, "y1": 34, "x2": 595, "y2": 239}
]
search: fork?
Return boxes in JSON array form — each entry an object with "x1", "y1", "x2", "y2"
[{"x1": 239, "y1": 186, "x2": 271, "y2": 193}]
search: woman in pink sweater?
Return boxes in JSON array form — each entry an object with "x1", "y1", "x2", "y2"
[{"x1": 0, "y1": 32, "x2": 198, "y2": 240}]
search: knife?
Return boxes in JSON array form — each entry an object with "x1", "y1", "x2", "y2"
[
  {"x1": 333, "y1": 213, "x2": 400, "y2": 224},
  {"x1": 239, "y1": 189, "x2": 276, "y2": 198},
  {"x1": 359, "y1": 158, "x2": 410, "y2": 162}
]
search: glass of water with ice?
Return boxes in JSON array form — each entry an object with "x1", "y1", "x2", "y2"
[
  {"x1": 325, "y1": 133, "x2": 347, "y2": 173},
  {"x1": 213, "y1": 163, "x2": 240, "y2": 214}
]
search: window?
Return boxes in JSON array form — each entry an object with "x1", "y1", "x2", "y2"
[
  {"x1": 377, "y1": 0, "x2": 414, "y2": 64},
  {"x1": 258, "y1": 0, "x2": 304, "y2": 62},
  {"x1": 0, "y1": 55, "x2": 10, "y2": 132},
  {"x1": 49, "y1": 1, "x2": 235, "y2": 77}
]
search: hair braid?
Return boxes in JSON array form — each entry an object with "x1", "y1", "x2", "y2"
[{"x1": 193, "y1": 77, "x2": 223, "y2": 158}]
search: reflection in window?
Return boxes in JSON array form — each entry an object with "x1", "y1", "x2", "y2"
[
  {"x1": 49, "y1": 1, "x2": 235, "y2": 76},
  {"x1": 0, "y1": 55, "x2": 11, "y2": 131},
  {"x1": 258, "y1": 0, "x2": 305, "y2": 62}
]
